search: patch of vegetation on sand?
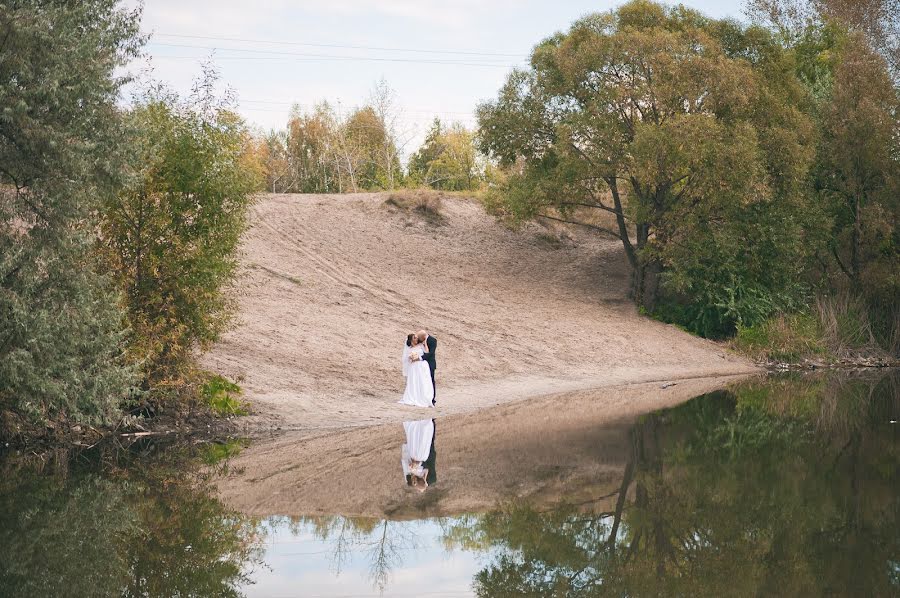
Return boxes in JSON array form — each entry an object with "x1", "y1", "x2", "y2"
[{"x1": 384, "y1": 189, "x2": 447, "y2": 226}]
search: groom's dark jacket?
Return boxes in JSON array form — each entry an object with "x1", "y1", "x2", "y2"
[{"x1": 422, "y1": 335, "x2": 437, "y2": 375}]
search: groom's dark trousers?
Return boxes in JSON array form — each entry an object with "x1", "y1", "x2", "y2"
[{"x1": 422, "y1": 335, "x2": 437, "y2": 403}]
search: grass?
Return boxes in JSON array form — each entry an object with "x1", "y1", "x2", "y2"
[
  {"x1": 733, "y1": 313, "x2": 826, "y2": 363},
  {"x1": 200, "y1": 374, "x2": 248, "y2": 416},
  {"x1": 731, "y1": 291, "x2": 894, "y2": 363},
  {"x1": 384, "y1": 189, "x2": 447, "y2": 226},
  {"x1": 535, "y1": 232, "x2": 564, "y2": 249}
]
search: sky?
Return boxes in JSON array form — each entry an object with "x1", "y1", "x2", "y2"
[{"x1": 123, "y1": 0, "x2": 747, "y2": 155}]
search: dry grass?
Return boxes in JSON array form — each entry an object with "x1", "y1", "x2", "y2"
[
  {"x1": 383, "y1": 189, "x2": 447, "y2": 226},
  {"x1": 814, "y1": 292, "x2": 885, "y2": 357},
  {"x1": 733, "y1": 291, "x2": 896, "y2": 363}
]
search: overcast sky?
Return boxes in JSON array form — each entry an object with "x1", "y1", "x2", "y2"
[{"x1": 123, "y1": 0, "x2": 747, "y2": 153}]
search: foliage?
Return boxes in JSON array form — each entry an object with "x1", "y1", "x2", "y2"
[
  {"x1": 100, "y1": 67, "x2": 262, "y2": 404},
  {"x1": 477, "y1": 0, "x2": 821, "y2": 336},
  {"x1": 200, "y1": 375, "x2": 248, "y2": 417},
  {"x1": 733, "y1": 312, "x2": 826, "y2": 361},
  {"x1": 445, "y1": 372, "x2": 900, "y2": 596},
  {"x1": 748, "y1": 0, "x2": 900, "y2": 355},
  {"x1": 384, "y1": 189, "x2": 447, "y2": 226},
  {"x1": 0, "y1": 440, "x2": 264, "y2": 597},
  {"x1": 261, "y1": 81, "x2": 406, "y2": 193},
  {"x1": 407, "y1": 118, "x2": 484, "y2": 191},
  {"x1": 0, "y1": 0, "x2": 142, "y2": 428}
]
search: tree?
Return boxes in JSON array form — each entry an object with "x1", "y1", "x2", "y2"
[
  {"x1": 408, "y1": 118, "x2": 483, "y2": 191},
  {"x1": 819, "y1": 35, "x2": 899, "y2": 289},
  {"x1": 749, "y1": 0, "x2": 900, "y2": 350},
  {"x1": 747, "y1": 0, "x2": 900, "y2": 82},
  {"x1": 0, "y1": 0, "x2": 141, "y2": 429},
  {"x1": 100, "y1": 68, "x2": 264, "y2": 402},
  {"x1": 477, "y1": 0, "x2": 818, "y2": 335},
  {"x1": 368, "y1": 78, "x2": 409, "y2": 191},
  {"x1": 285, "y1": 102, "x2": 339, "y2": 193}
]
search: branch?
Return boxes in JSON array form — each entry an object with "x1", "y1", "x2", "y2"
[
  {"x1": 558, "y1": 201, "x2": 623, "y2": 216},
  {"x1": 831, "y1": 245, "x2": 853, "y2": 279},
  {"x1": 536, "y1": 213, "x2": 621, "y2": 239}
]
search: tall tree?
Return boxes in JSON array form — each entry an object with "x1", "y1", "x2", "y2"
[
  {"x1": 0, "y1": 0, "x2": 142, "y2": 428},
  {"x1": 478, "y1": 0, "x2": 818, "y2": 334}
]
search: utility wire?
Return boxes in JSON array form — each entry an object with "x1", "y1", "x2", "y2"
[
  {"x1": 147, "y1": 42, "x2": 520, "y2": 67},
  {"x1": 148, "y1": 31, "x2": 528, "y2": 58}
]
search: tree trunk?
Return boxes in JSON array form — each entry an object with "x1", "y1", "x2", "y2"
[{"x1": 851, "y1": 192, "x2": 861, "y2": 281}]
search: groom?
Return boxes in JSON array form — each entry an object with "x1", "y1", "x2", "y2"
[{"x1": 413, "y1": 329, "x2": 437, "y2": 405}]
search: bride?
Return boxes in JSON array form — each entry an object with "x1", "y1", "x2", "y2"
[{"x1": 399, "y1": 333, "x2": 434, "y2": 407}]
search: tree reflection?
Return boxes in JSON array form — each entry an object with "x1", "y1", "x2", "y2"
[
  {"x1": 447, "y1": 371, "x2": 900, "y2": 597},
  {"x1": 282, "y1": 514, "x2": 425, "y2": 593},
  {"x1": 0, "y1": 439, "x2": 264, "y2": 598}
]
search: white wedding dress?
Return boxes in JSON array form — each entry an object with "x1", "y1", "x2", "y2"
[
  {"x1": 398, "y1": 344, "x2": 434, "y2": 407},
  {"x1": 401, "y1": 419, "x2": 434, "y2": 480}
]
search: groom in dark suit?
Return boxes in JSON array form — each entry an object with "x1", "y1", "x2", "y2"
[{"x1": 416, "y1": 329, "x2": 437, "y2": 405}]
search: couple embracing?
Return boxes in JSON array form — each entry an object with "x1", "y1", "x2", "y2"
[{"x1": 399, "y1": 329, "x2": 437, "y2": 408}]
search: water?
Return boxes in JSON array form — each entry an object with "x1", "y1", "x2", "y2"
[{"x1": 1, "y1": 371, "x2": 897, "y2": 597}]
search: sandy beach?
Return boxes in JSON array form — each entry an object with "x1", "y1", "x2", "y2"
[{"x1": 202, "y1": 192, "x2": 758, "y2": 433}]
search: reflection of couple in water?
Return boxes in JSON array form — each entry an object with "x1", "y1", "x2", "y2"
[{"x1": 401, "y1": 419, "x2": 436, "y2": 492}]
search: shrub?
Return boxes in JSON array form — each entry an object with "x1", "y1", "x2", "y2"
[
  {"x1": 732, "y1": 313, "x2": 826, "y2": 362},
  {"x1": 200, "y1": 375, "x2": 247, "y2": 417},
  {"x1": 384, "y1": 189, "x2": 446, "y2": 225}
]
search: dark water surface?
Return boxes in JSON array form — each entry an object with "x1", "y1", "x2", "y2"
[{"x1": 1, "y1": 371, "x2": 897, "y2": 597}]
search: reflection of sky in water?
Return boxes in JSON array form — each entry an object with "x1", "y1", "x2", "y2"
[{"x1": 243, "y1": 517, "x2": 490, "y2": 597}]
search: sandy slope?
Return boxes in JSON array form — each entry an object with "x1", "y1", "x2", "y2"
[{"x1": 202, "y1": 192, "x2": 757, "y2": 431}]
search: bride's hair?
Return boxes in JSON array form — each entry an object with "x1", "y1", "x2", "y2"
[{"x1": 406, "y1": 333, "x2": 414, "y2": 347}]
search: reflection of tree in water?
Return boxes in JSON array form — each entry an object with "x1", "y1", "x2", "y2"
[
  {"x1": 444, "y1": 371, "x2": 899, "y2": 597},
  {"x1": 0, "y1": 438, "x2": 265, "y2": 598},
  {"x1": 289, "y1": 515, "x2": 426, "y2": 593}
]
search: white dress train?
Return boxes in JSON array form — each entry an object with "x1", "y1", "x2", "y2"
[{"x1": 399, "y1": 344, "x2": 434, "y2": 407}]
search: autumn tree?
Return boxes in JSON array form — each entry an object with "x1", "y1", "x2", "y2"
[
  {"x1": 100, "y1": 69, "x2": 263, "y2": 404},
  {"x1": 748, "y1": 0, "x2": 900, "y2": 350},
  {"x1": 0, "y1": 0, "x2": 141, "y2": 428},
  {"x1": 408, "y1": 118, "x2": 482, "y2": 191},
  {"x1": 478, "y1": 0, "x2": 819, "y2": 335}
]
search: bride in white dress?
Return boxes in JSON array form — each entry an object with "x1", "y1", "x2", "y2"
[{"x1": 399, "y1": 333, "x2": 434, "y2": 407}]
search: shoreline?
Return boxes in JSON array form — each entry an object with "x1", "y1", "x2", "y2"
[{"x1": 213, "y1": 372, "x2": 759, "y2": 520}]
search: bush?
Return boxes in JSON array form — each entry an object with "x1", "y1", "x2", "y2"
[
  {"x1": 200, "y1": 375, "x2": 247, "y2": 416},
  {"x1": 732, "y1": 313, "x2": 826, "y2": 362},
  {"x1": 814, "y1": 292, "x2": 884, "y2": 356},
  {"x1": 384, "y1": 189, "x2": 446, "y2": 225}
]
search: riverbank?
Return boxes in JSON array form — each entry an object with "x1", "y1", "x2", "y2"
[{"x1": 202, "y1": 192, "x2": 758, "y2": 432}]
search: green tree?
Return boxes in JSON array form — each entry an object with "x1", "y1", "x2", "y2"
[
  {"x1": 477, "y1": 0, "x2": 820, "y2": 336},
  {"x1": 0, "y1": 0, "x2": 141, "y2": 429},
  {"x1": 409, "y1": 118, "x2": 482, "y2": 191},
  {"x1": 100, "y1": 69, "x2": 263, "y2": 403},
  {"x1": 749, "y1": 0, "x2": 900, "y2": 352}
]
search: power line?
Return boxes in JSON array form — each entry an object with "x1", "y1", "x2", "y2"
[
  {"x1": 239, "y1": 98, "x2": 476, "y2": 116},
  {"x1": 148, "y1": 31, "x2": 528, "y2": 59},
  {"x1": 147, "y1": 42, "x2": 520, "y2": 68}
]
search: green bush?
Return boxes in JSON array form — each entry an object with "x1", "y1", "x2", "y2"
[
  {"x1": 732, "y1": 313, "x2": 826, "y2": 362},
  {"x1": 200, "y1": 375, "x2": 247, "y2": 416}
]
